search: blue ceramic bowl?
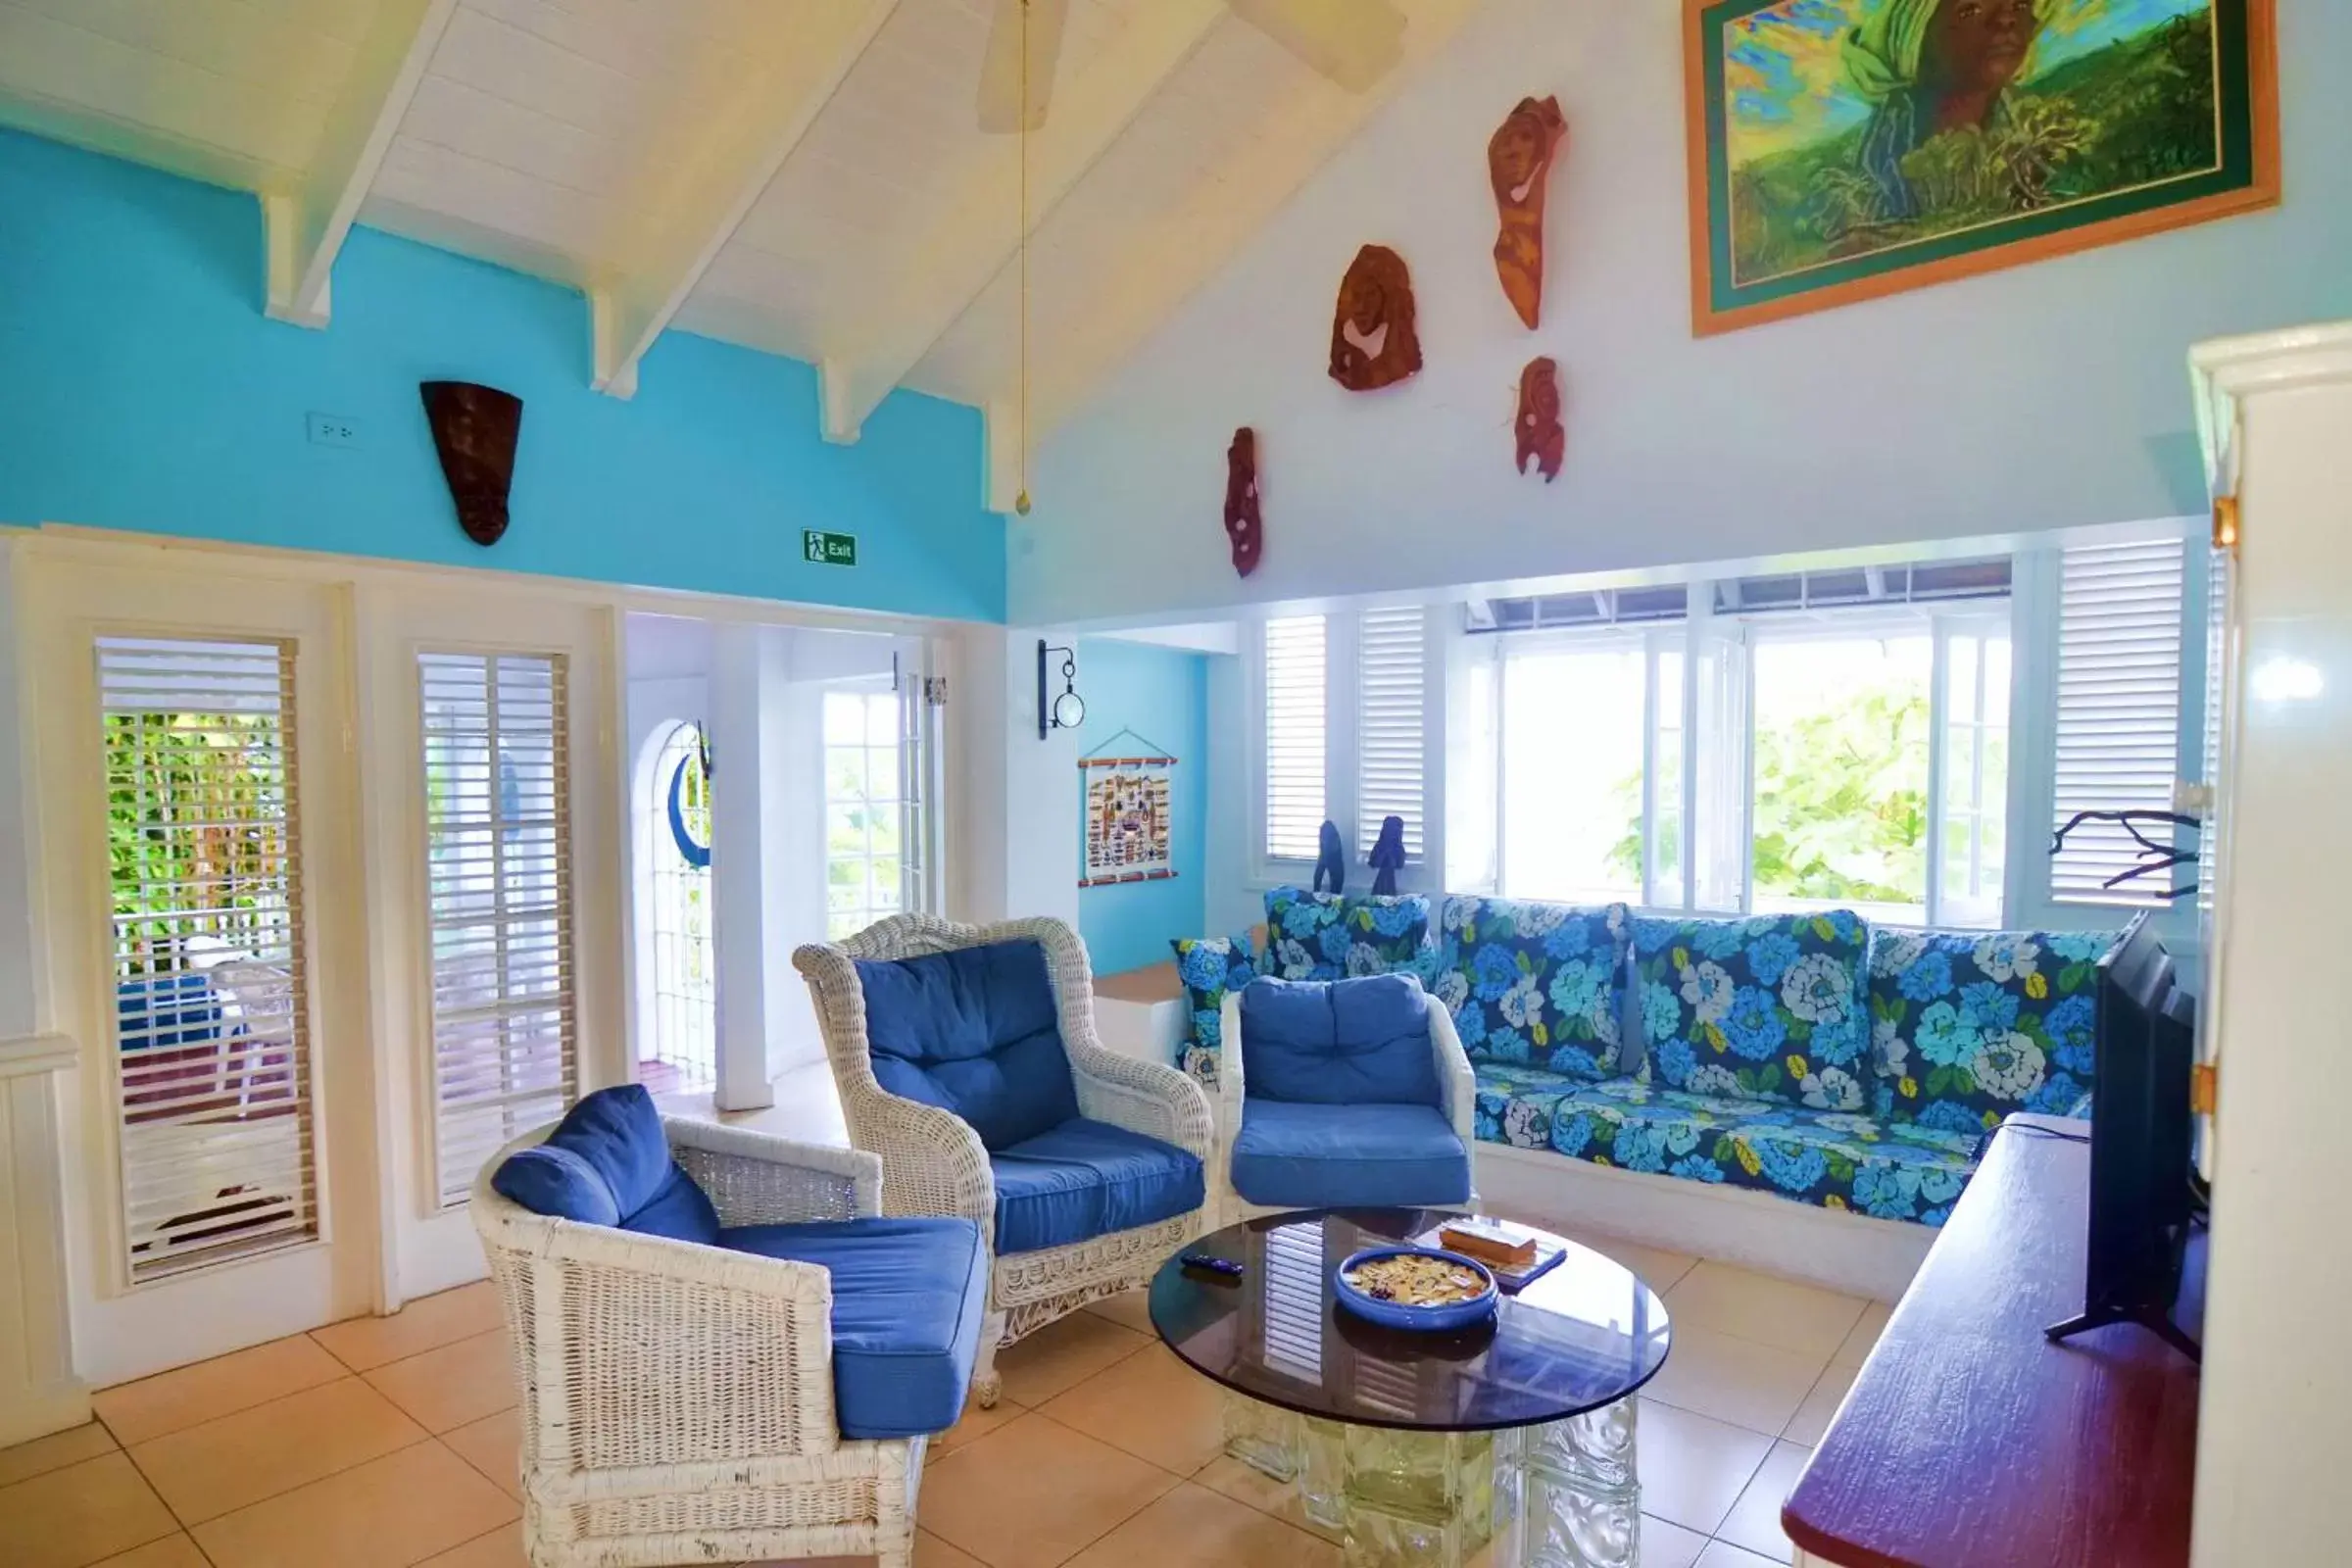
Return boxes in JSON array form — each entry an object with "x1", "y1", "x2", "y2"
[{"x1": 1332, "y1": 1247, "x2": 1499, "y2": 1332}]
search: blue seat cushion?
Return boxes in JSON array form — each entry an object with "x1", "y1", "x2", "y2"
[
  {"x1": 856, "y1": 940, "x2": 1080, "y2": 1152},
  {"x1": 990, "y1": 1118, "x2": 1204, "y2": 1253},
  {"x1": 491, "y1": 1144, "x2": 620, "y2": 1226},
  {"x1": 720, "y1": 1216, "x2": 989, "y2": 1441},
  {"x1": 1240, "y1": 974, "x2": 1439, "y2": 1106},
  {"x1": 1229, "y1": 1100, "x2": 1471, "y2": 1208},
  {"x1": 621, "y1": 1163, "x2": 720, "y2": 1246},
  {"x1": 1471, "y1": 1066, "x2": 1984, "y2": 1227}
]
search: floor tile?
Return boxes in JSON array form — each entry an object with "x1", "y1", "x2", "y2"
[
  {"x1": 927, "y1": 1392, "x2": 1022, "y2": 1462},
  {"x1": 1780, "y1": 1361, "x2": 1861, "y2": 1447},
  {"x1": 0, "y1": 1423, "x2": 118, "y2": 1490},
  {"x1": 1571, "y1": 1233, "x2": 1701, "y2": 1297},
  {"x1": 1714, "y1": 1440, "x2": 1811, "y2": 1563},
  {"x1": 129, "y1": 1377, "x2": 428, "y2": 1524},
  {"x1": 1662, "y1": 1263, "x2": 1866, "y2": 1362},
  {"x1": 1193, "y1": 1453, "x2": 1323, "y2": 1535},
  {"x1": 1694, "y1": 1540, "x2": 1785, "y2": 1568},
  {"x1": 191, "y1": 1441, "x2": 516, "y2": 1568},
  {"x1": 1040, "y1": 1346, "x2": 1227, "y2": 1475},
  {"x1": 1635, "y1": 1398, "x2": 1775, "y2": 1537},
  {"x1": 361, "y1": 1329, "x2": 516, "y2": 1434},
  {"x1": 312, "y1": 1283, "x2": 503, "y2": 1373},
  {"x1": 90, "y1": 1535, "x2": 211, "y2": 1567},
  {"x1": 1065, "y1": 1481, "x2": 1337, "y2": 1568},
  {"x1": 1639, "y1": 1514, "x2": 1709, "y2": 1568},
  {"x1": 917, "y1": 1412, "x2": 1180, "y2": 1568},
  {"x1": 1082, "y1": 1289, "x2": 1157, "y2": 1336},
  {"x1": 415, "y1": 1522, "x2": 529, "y2": 1568},
  {"x1": 1642, "y1": 1327, "x2": 1826, "y2": 1438},
  {"x1": 93, "y1": 1337, "x2": 346, "y2": 1446},
  {"x1": 1831, "y1": 1300, "x2": 1894, "y2": 1369},
  {"x1": 993, "y1": 1312, "x2": 1151, "y2": 1408},
  {"x1": 441, "y1": 1408, "x2": 519, "y2": 1498},
  {"x1": 0, "y1": 1451, "x2": 180, "y2": 1568}
]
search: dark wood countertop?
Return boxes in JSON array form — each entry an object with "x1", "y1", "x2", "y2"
[{"x1": 1782, "y1": 1115, "x2": 2202, "y2": 1568}]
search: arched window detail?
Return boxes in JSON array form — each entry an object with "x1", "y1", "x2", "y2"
[{"x1": 641, "y1": 720, "x2": 714, "y2": 1095}]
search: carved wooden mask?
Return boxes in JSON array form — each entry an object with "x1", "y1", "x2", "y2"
[
  {"x1": 1490, "y1": 95, "x2": 1567, "y2": 330},
  {"x1": 1328, "y1": 244, "x2": 1422, "y2": 392},
  {"x1": 1515, "y1": 356, "x2": 1564, "y2": 483},
  {"x1": 1224, "y1": 426, "x2": 1263, "y2": 577},
  {"x1": 420, "y1": 381, "x2": 522, "y2": 547}
]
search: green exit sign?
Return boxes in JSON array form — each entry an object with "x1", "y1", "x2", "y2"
[{"x1": 803, "y1": 529, "x2": 858, "y2": 567}]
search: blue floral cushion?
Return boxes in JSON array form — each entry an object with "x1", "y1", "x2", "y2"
[
  {"x1": 1171, "y1": 934, "x2": 1257, "y2": 1090},
  {"x1": 1866, "y1": 928, "x2": 2118, "y2": 1134},
  {"x1": 1430, "y1": 897, "x2": 1628, "y2": 1080},
  {"x1": 1470, "y1": 1067, "x2": 1983, "y2": 1226},
  {"x1": 1632, "y1": 913, "x2": 1869, "y2": 1110},
  {"x1": 1261, "y1": 888, "x2": 1431, "y2": 982}
]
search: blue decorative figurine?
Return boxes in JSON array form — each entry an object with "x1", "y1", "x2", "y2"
[
  {"x1": 1368, "y1": 814, "x2": 1405, "y2": 896},
  {"x1": 1313, "y1": 820, "x2": 1347, "y2": 895}
]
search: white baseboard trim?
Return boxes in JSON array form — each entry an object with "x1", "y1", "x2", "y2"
[
  {"x1": 0, "y1": 1379, "x2": 91, "y2": 1449},
  {"x1": 1474, "y1": 1144, "x2": 1933, "y2": 1302}
]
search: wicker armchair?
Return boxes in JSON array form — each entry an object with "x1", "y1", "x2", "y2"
[
  {"x1": 794, "y1": 914, "x2": 1214, "y2": 1407},
  {"x1": 472, "y1": 1115, "x2": 934, "y2": 1568},
  {"x1": 1214, "y1": 975, "x2": 1479, "y2": 1224}
]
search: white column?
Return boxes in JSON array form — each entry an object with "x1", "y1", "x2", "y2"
[
  {"x1": 946, "y1": 625, "x2": 1080, "y2": 929},
  {"x1": 708, "y1": 623, "x2": 794, "y2": 1111}
]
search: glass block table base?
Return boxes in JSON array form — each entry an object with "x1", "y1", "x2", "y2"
[{"x1": 1224, "y1": 1393, "x2": 1640, "y2": 1568}]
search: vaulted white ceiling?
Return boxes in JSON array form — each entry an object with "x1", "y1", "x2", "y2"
[{"x1": 0, "y1": 0, "x2": 1486, "y2": 506}]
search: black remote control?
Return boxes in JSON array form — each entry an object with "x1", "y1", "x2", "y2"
[{"x1": 1180, "y1": 1252, "x2": 1244, "y2": 1281}]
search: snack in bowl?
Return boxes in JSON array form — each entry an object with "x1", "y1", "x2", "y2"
[{"x1": 1343, "y1": 1252, "x2": 1490, "y2": 1307}]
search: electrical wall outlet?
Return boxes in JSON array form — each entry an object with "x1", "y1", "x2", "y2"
[{"x1": 307, "y1": 412, "x2": 361, "y2": 448}]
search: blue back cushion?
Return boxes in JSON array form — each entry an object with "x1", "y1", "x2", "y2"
[
  {"x1": 492, "y1": 1084, "x2": 718, "y2": 1244},
  {"x1": 118, "y1": 972, "x2": 222, "y2": 1050},
  {"x1": 1241, "y1": 973, "x2": 1438, "y2": 1106},
  {"x1": 1261, "y1": 888, "x2": 1431, "y2": 981},
  {"x1": 492, "y1": 1144, "x2": 620, "y2": 1226},
  {"x1": 1632, "y1": 913, "x2": 1867, "y2": 1109},
  {"x1": 856, "y1": 939, "x2": 1080, "y2": 1152},
  {"x1": 541, "y1": 1084, "x2": 674, "y2": 1214}
]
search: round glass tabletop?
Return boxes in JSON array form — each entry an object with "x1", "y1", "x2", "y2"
[{"x1": 1149, "y1": 1207, "x2": 1672, "y2": 1433}]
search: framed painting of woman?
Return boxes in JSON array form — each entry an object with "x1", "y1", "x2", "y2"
[{"x1": 1683, "y1": 0, "x2": 2278, "y2": 334}]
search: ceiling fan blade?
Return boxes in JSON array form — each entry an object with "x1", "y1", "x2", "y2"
[
  {"x1": 977, "y1": 0, "x2": 1069, "y2": 133},
  {"x1": 1227, "y1": 0, "x2": 1405, "y2": 93}
]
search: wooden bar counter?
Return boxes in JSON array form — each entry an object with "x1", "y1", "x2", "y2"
[{"x1": 1783, "y1": 1115, "x2": 2202, "y2": 1568}]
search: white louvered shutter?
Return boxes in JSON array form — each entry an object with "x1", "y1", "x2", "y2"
[
  {"x1": 419, "y1": 652, "x2": 576, "y2": 1205},
  {"x1": 1356, "y1": 607, "x2": 1427, "y2": 862},
  {"x1": 102, "y1": 636, "x2": 318, "y2": 1281},
  {"x1": 1258, "y1": 1220, "x2": 1326, "y2": 1385},
  {"x1": 1263, "y1": 616, "x2": 1327, "y2": 861},
  {"x1": 2052, "y1": 540, "x2": 2186, "y2": 906}
]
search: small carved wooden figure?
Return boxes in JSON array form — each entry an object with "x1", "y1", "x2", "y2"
[
  {"x1": 1328, "y1": 244, "x2": 1423, "y2": 392},
  {"x1": 1224, "y1": 426, "x2": 1264, "y2": 577},
  {"x1": 1489, "y1": 95, "x2": 1567, "y2": 329},
  {"x1": 1515, "y1": 356, "x2": 1564, "y2": 483},
  {"x1": 420, "y1": 381, "x2": 523, "y2": 546}
]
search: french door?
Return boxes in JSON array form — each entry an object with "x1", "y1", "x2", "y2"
[
  {"x1": 359, "y1": 584, "x2": 621, "y2": 1301},
  {"x1": 25, "y1": 551, "x2": 373, "y2": 1384}
]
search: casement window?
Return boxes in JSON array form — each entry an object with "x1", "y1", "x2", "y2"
[
  {"x1": 102, "y1": 636, "x2": 317, "y2": 1280},
  {"x1": 419, "y1": 651, "x2": 575, "y2": 1207},
  {"x1": 1257, "y1": 609, "x2": 1441, "y2": 882},
  {"x1": 2049, "y1": 538, "x2": 2187, "y2": 907},
  {"x1": 824, "y1": 687, "x2": 906, "y2": 939}
]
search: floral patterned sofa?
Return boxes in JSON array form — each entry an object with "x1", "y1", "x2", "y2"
[{"x1": 1176, "y1": 889, "x2": 2113, "y2": 1231}]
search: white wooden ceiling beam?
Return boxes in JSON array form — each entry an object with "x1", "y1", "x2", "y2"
[
  {"x1": 590, "y1": 0, "x2": 901, "y2": 400},
  {"x1": 264, "y1": 0, "x2": 457, "y2": 328},
  {"x1": 1018, "y1": 0, "x2": 1486, "y2": 456},
  {"x1": 819, "y1": 0, "x2": 1227, "y2": 447}
]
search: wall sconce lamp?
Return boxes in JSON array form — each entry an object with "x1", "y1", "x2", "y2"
[{"x1": 1037, "y1": 641, "x2": 1085, "y2": 740}]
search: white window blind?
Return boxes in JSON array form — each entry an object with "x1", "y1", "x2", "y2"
[
  {"x1": 1263, "y1": 616, "x2": 1327, "y2": 860},
  {"x1": 1356, "y1": 607, "x2": 1427, "y2": 862},
  {"x1": 102, "y1": 636, "x2": 317, "y2": 1281},
  {"x1": 420, "y1": 652, "x2": 575, "y2": 1206},
  {"x1": 2052, "y1": 540, "x2": 2185, "y2": 906}
]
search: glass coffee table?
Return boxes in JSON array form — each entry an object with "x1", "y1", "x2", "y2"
[{"x1": 1149, "y1": 1208, "x2": 1671, "y2": 1568}]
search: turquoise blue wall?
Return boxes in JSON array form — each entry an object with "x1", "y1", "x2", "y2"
[
  {"x1": 0, "y1": 131, "x2": 1004, "y2": 622},
  {"x1": 1074, "y1": 639, "x2": 1208, "y2": 975}
]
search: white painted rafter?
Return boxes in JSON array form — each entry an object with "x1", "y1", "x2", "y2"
[
  {"x1": 589, "y1": 0, "x2": 901, "y2": 400},
  {"x1": 263, "y1": 0, "x2": 457, "y2": 328},
  {"x1": 1017, "y1": 0, "x2": 1484, "y2": 455},
  {"x1": 819, "y1": 0, "x2": 1227, "y2": 447}
]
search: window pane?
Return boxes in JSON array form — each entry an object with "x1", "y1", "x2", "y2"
[
  {"x1": 1264, "y1": 616, "x2": 1327, "y2": 859},
  {"x1": 1652, "y1": 648, "x2": 1685, "y2": 907},
  {"x1": 1500, "y1": 643, "x2": 1646, "y2": 903},
  {"x1": 1937, "y1": 630, "x2": 2011, "y2": 928},
  {"x1": 1750, "y1": 633, "x2": 1932, "y2": 922}
]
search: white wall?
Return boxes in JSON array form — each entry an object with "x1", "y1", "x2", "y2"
[{"x1": 1011, "y1": 0, "x2": 2352, "y2": 627}]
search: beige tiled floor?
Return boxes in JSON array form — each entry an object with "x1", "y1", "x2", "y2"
[{"x1": 0, "y1": 1243, "x2": 1889, "y2": 1568}]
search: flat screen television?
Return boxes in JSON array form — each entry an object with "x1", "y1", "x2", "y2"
[{"x1": 2045, "y1": 911, "x2": 2202, "y2": 1360}]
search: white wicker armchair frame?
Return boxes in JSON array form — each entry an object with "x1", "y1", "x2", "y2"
[
  {"x1": 471, "y1": 1116, "x2": 933, "y2": 1568},
  {"x1": 1214, "y1": 986, "x2": 1480, "y2": 1224},
  {"x1": 793, "y1": 914, "x2": 1213, "y2": 1406}
]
